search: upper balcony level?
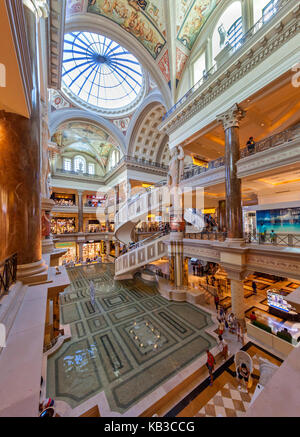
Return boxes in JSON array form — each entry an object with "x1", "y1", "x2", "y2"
[
  {"x1": 159, "y1": 0, "x2": 300, "y2": 147},
  {"x1": 51, "y1": 155, "x2": 168, "y2": 187},
  {"x1": 181, "y1": 123, "x2": 300, "y2": 188}
]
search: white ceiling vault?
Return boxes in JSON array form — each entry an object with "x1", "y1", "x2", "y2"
[{"x1": 48, "y1": 0, "x2": 226, "y2": 164}]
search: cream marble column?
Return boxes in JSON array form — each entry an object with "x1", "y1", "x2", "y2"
[
  {"x1": 241, "y1": 0, "x2": 254, "y2": 34},
  {"x1": 205, "y1": 37, "x2": 213, "y2": 72},
  {"x1": 77, "y1": 190, "x2": 84, "y2": 233},
  {"x1": 230, "y1": 279, "x2": 245, "y2": 325},
  {"x1": 78, "y1": 242, "x2": 83, "y2": 261},
  {"x1": 217, "y1": 104, "x2": 246, "y2": 241},
  {"x1": 106, "y1": 240, "x2": 111, "y2": 259}
]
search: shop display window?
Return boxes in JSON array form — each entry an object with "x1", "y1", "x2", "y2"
[{"x1": 51, "y1": 217, "x2": 76, "y2": 234}]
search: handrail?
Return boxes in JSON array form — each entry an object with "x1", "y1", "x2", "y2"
[
  {"x1": 245, "y1": 232, "x2": 300, "y2": 248},
  {"x1": 0, "y1": 253, "x2": 17, "y2": 297},
  {"x1": 54, "y1": 156, "x2": 168, "y2": 182},
  {"x1": 183, "y1": 123, "x2": 300, "y2": 180},
  {"x1": 163, "y1": 0, "x2": 286, "y2": 121}
]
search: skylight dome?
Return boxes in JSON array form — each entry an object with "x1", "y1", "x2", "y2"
[{"x1": 62, "y1": 32, "x2": 145, "y2": 115}]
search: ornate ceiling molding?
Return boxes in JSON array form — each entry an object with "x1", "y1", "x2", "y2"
[
  {"x1": 5, "y1": 0, "x2": 34, "y2": 116},
  {"x1": 159, "y1": 0, "x2": 299, "y2": 135},
  {"x1": 47, "y1": 0, "x2": 66, "y2": 89}
]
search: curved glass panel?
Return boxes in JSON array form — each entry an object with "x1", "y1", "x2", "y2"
[{"x1": 62, "y1": 32, "x2": 144, "y2": 112}]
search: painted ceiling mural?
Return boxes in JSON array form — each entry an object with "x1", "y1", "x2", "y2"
[
  {"x1": 66, "y1": 0, "x2": 85, "y2": 16},
  {"x1": 52, "y1": 121, "x2": 119, "y2": 169},
  {"x1": 177, "y1": 0, "x2": 221, "y2": 50},
  {"x1": 87, "y1": 0, "x2": 166, "y2": 60}
]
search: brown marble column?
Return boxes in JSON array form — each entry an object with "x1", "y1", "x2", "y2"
[
  {"x1": 218, "y1": 200, "x2": 226, "y2": 233},
  {"x1": 52, "y1": 295, "x2": 60, "y2": 339},
  {"x1": 0, "y1": 112, "x2": 46, "y2": 274},
  {"x1": 78, "y1": 190, "x2": 84, "y2": 233},
  {"x1": 217, "y1": 104, "x2": 246, "y2": 240}
]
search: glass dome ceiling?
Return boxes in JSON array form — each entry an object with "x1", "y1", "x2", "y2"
[{"x1": 62, "y1": 32, "x2": 145, "y2": 115}]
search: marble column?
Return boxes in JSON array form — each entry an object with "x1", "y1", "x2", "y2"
[
  {"x1": 0, "y1": 111, "x2": 48, "y2": 280},
  {"x1": 217, "y1": 104, "x2": 246, "y2": 240},
  {"x1": 230, "y1": 279, "x2": 245, "y2": 326},
  {"x1": 78, "y1": 190, "x2": 84, "y2": 233},
  {"x1": 78, "y1": 242, "x2": 83, "y2": 261},
  {"x1": 106, "y1": 240, "x2": 111, "y2": 259},
  {"x1": 105, "y1": 207, "x2": 110, "y2": 232},
  {"x1": 205, "y1": 37, "x2": 213, "y2": 72},
  {"x1": 183, "y1": 257, "x2": 189, "y2": 287},
  {"x1": 218, "y1": 200, "x2": 226, "y2": 233},
  {"x1": 241, "y1": 0, "x2": 254, "y2": 34},
  {"x1": 114, "y1": 184, "x2": 120, "y2": 214},
  {"x1": 52, "y1": 295, "x2": 60, "y2": 339}
]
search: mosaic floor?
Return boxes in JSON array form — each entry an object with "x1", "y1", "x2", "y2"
[
  {"x1": 47, "y1": 264, "x2": 216, "y2": 414},
  {"x1": 170, "y1": 343, "x2": 282, "y2": 418}
]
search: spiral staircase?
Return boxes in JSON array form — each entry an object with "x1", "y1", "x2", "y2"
[{"x1": 114, "y1": 184, "x2": 204, "y2": 279}]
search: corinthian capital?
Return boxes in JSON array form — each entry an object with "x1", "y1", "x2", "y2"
[{"x1": 217, "y1": 103, "x2": 246, "y2": 130}]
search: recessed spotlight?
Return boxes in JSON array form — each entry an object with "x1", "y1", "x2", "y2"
[{"x1": 261, "y1": 123, "x2": 265, "y2": 127}]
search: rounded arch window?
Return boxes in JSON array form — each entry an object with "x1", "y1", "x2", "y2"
[
  {"x1": 212, "y1": 1, "x2": 242, "y2": 62},
  {"x1": 74, "y1": 155, "x2": 86, "y2": 173}
]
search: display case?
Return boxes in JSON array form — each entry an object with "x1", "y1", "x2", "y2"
[{"x1": 267, "y1": 289, "x2": 300, "y2": 322}]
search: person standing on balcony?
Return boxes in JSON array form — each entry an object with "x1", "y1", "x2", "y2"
[
  {"x1": 247, "y1": 137, "x2": 255, "y2": 153},
  {"x1": 252, "y1": 280, "x2": 257, "y2": 295},
  {"x1": 270, "y1": 229, "x2": 276, "y2": 244}
]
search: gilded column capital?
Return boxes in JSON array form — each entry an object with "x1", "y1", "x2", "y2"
[{"x1": 217, "y1": 103, "x2": 246, "y2": 130}]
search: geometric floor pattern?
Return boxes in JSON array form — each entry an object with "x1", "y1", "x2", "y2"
[
  {"x1": 47, "y1": 263, "x2": 216, "y2": 414},
  {"x1": 195, "y1": 382, "x2": 252, "y2": 417},
  {"x1": 193, "y1": 355, "x2": 269, "y2": 417}
]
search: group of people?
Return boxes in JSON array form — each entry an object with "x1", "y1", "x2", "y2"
[
  {"x1": 216, "y1": 306, "x2": 245, "y2": 345},
  {"x1": 53, "y1": 198, "x2": 75, "y2": 206},
  {"x1": 137, "y1": 222, "x2": 170, "y2": 233}
]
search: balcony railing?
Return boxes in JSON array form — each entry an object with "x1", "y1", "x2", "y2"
[
  {"x1": 183, "y1": 123, "x2": 300, "y2": 180},
  {"x1": 245, "y1": 233, "x2": 300, "y2": 248},
  {"x1": 184, "y1": 231, "x2": 227, "y2": 242},
  {"x1": 163, "y1": 0, "x2": 286, "y2": 122},
  {"x1": 0, "y1": 253, "x2": 17, "y2": 298},
  {"x1": 53, "y1": 156, "x2": 168, "y2": 182}
]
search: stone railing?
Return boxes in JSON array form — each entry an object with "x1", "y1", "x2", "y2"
[
  {"x1": 183, "y1": 123, "x2": 300, "y2": 181},
  {"x1": 115, "y1": 233, "x2": 168, "y2": 277},
  {"x1": 245, "y1": 232, "x2": 300, "y2": 248},
  {"x1": 184, "y1": 231, "x2": 227, "y2": 242},
  {"x1": 163, "y1": 0, "x2": 289, "y2": 122}
]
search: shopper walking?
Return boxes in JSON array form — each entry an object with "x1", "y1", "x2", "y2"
[{"x1": 206, "y1": 350, "x2": 216, "y2": 386}]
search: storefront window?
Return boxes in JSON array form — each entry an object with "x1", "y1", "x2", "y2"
[
  {"x1": 51, "y1": 217, "x2": 76, "y2": 234},
  {"x1": 52, "y1": 193, "x2": 76, "y2": 206}
]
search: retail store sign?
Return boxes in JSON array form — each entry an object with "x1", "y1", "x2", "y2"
[
  {"x1": 0, "y1": 64, "x2": 6, "y2": 87},
  {"x1": 0, "y1": 323, "x2": 6, "y2": 347}
]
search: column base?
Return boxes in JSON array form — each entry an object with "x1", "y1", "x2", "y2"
[
  {"x1": 42, "y1": 237, "x2": 55, "y2": 254},
  {"x1": 17, "y1": 259, "x2": 48, "y2": 285},
  {"x1": 225, "y1": 238, "x2": 246, "y2": 247}
]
